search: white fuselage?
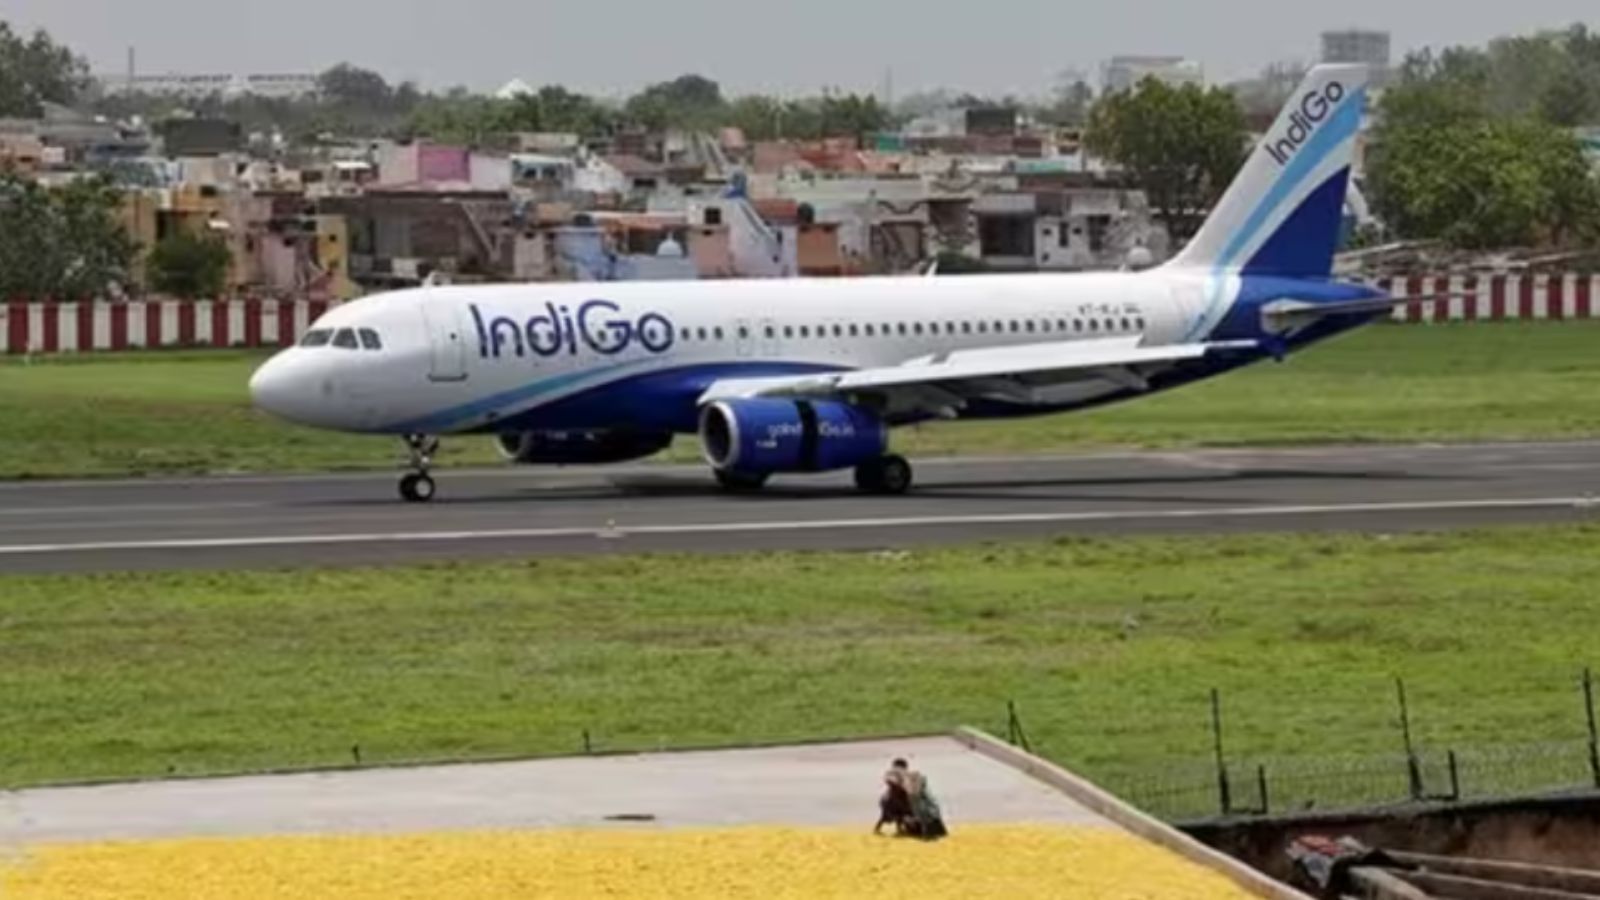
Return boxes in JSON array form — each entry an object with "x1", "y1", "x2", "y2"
[{"x1": 248, "y1": 268, "x2": 1229, "y2": 437}]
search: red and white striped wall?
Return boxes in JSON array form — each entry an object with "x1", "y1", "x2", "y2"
[
  {"x1": 2, "y1": 299, "x2": 334, "y2": 355},
  {"x1": 1376, "y1": 274, "x2": 1600, "y2": 323}
]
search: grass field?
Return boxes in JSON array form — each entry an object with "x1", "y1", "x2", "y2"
[
  {"x1": 2, "y1": 525, "x2": 1597, "y2": 791},
  {"x1": 3, "y1": 322, "x2": 1600, "y2": 479}
]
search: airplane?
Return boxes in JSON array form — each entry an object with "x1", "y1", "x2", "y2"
[{"x1": 251, "y1": 64, "x2": 1399, "y2": 503}]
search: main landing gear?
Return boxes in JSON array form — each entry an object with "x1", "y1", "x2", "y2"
[
  {"x1": 399, "y1": 434, "x2": 439, "y2": 503},
  {"x1": 854, "y1": 454, "x2": 914, "y2": 495}
]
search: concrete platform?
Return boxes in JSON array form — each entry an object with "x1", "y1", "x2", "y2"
[{"x1": 0, "y1": 737, "x2": 1105, "y2": 845}]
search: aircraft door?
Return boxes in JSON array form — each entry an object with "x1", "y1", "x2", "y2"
[{"x1": 420, "y1": 300, "x2": 469, "y2": 382}]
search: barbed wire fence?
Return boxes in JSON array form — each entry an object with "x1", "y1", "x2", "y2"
[{"x1": 1004, "y1": 668, "x2": 1600, "y2": 823}]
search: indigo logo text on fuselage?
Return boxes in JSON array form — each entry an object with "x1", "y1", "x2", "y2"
[{"x1": 470, "y1": 301, "x2": 675, "y2": 359}]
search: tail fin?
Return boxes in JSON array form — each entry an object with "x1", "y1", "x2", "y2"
[{"x1": 1169, "y1": 64, "x2": 1370, "y2": 279}]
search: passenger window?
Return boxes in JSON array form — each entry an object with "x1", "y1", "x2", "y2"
[
  {"x1": 1136, "y1": 317, "x2": 1146, "y2": 330},
  {"x1": 800, "y1": 326, "x2": 810, "y2": 338},
  {"x1": 993, "y1": 321, "x2": 1003, "y2": 333},
  {"x1": 697, "y1": 327, "x2": 708, "y2": 341},
  {"x1": 865, "y1": 324, "x2": 875, "y2": 337},
  {"x1": 1074, "y1": 319, "x2": 1084, "y2": 332},
  {"x1": 784, "y1": 326, "x2": 794, "y2": 338},
  {"x1": 897, "y1": 323, "x2": 907, "y2": 336},
  {"x1": 913, "y1": 323, "x2": 924, "y2": 336},
  {"x1": 1026, "y1": 321, "x2": 1037, "y2": 333},
  {"x1": 1120, "y1": 318, "x2": 1131, "y2": 332},
  {"x1": 714, "y1": 327, "x2": 725, "y2": 341},
  {"x1": 681, "y1": 327, "x2": 692, "y2": 341},
  {"x1": 358, "y1": 328, "x2": 382, "y2": 350},
  {"x1": 1089, "y1": 320, "x2": 1100, "y2": 332},
  {"x1": 961, "y1": 322, "x2": 972, "y2": 335},
  {"x1": 764, "y1": 326, "x2": 775, "y2": 339},
  {"x1": 1057, "y1": 319, "x2": 1069, "y2": 332},
  {"x1": 300, "y1": 329, "x2": 332, "y2": 348},
  {"x1": 977, "y1": 322, "x2": 988, "y2": 334},
  {"x1": 848, "y1": 324, "x2": 859, "y2": 337},
  {"x1": 739, "y1": 326, "x2": 750, "y2": 339},
  {"x1": 332, "y1": 328, "x2": 359, "y2": 349}
]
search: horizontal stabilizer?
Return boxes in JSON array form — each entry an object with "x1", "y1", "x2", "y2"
[{"x1": 1262, "y1": 294, "x2": 1467, "y2": 332}]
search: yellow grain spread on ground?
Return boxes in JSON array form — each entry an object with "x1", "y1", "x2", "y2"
[{"x1": 1, "y1": 824, "x2": 1257, "y2": 899}]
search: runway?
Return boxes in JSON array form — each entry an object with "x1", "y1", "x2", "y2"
[{"x1": 0, "y1": 441, "x2": 1596, "y2": 573}]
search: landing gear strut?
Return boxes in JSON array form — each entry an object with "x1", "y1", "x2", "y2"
[
  {"x1": 854, "y1": 454, "x2": 913, "y2": 495},
  {"x1": 399, "y1": 434, "x2": 439, "y2": 503}
]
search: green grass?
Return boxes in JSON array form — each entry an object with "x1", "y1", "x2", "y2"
[
  {"x1": 3, "y1": 526, "x2": 1598, "y2": 790},
  {"x1": 4, "y1": 322, "x2": 1600, "y2": 480}
]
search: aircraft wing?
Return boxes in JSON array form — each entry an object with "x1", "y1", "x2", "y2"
[{"x1": 700, "y1": 337, "x2": 1258, "y2": 420}]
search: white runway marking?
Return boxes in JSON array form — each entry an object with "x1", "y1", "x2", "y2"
[{"x1": 0, "y1": 496, "x2": 1590, "y2": 557}]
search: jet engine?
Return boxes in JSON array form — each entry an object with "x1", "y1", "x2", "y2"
[{"x1": 698, "y1": 398, "x2": 887, "y2": 476}]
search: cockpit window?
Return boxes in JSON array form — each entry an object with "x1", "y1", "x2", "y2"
[
  {"x1": 358, "y1": 328, "x2": 383, "y2": 350},
  {"x1": 332, "y1": 328, "x2": 359, "y2": 349},
  {"x1": 300, "y1": 329, "x2": 333, "y2": 348}
]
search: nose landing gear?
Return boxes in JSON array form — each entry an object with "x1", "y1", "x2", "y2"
[{"x1": 400, "y1": 434, "x2": 440, "y2": 502}]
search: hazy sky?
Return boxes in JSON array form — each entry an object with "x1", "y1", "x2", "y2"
[{"x1": 4, "y1": 1, "x2": 1597, "y2": 97}]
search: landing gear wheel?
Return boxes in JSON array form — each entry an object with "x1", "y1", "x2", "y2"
[
  {"x1": 399, "y1": 473, "x2": 436, "y2": 503},
  {"x1": 399, "y1": 434, "x2": 439, "y2": 503},
  {"x1": 854, "y1": 455, "x2": 913, "y2": 495},
  {"x1": 715, "y1": 469, "x2": 770, "y2": 492}
]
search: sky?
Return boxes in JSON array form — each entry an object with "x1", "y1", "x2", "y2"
[{"x1": 3, "y1": 0, "x2": 1597, "y2": 99}]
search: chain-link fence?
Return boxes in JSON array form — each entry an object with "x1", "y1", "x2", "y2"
[
  {"x1": 1105, "y1": 740, "x2": 1600, "y2": 822},
  {"x1": 1004, "y1": 670, "x2": 1600, "y2": 823}
]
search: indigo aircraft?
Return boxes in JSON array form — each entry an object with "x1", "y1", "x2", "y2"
[{"x1": 251, "y1": 65, "x2": 1402, "y2": 503}]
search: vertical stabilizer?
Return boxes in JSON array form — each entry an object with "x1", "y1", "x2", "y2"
[{"x1": 1169, "y1": 64, "x2": 1370, "y2": 279}]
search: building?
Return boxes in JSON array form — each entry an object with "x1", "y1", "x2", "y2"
[
  {"x1": 1321, "y1": 30, "x2": 1391, "y2": 83},
  {"x1": 97, "y1": 72, "x2": 319, "y2": 99},
  {"x1": 1102, "y1": 56, "x2": 1204, "y2": 94}
]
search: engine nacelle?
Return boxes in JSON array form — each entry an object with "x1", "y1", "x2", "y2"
[
  {"x1": 699, "y1": 399, "x2": 887, "y2": 475},
  {"x1": 495, "y1": 429, "x2": 673, "y2": 465}
]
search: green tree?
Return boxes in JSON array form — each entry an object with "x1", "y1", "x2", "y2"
[
  {"x1": 625, "y1": 74, "x2": 726, "y2": 131},
  {"x1": 147, "y1": 231, "x2": 231, "y2": 299},
  {"x1": 1369, "y1": 41, "x2": 1600, "y2": 249},
  {"x1": 318, "y1": 63, "x2": 393, "y2": 109},
  {"x1": 0, "y1": 21, "x2": 88, "y2": 116},
  {"x1": 1084, "y1": 78, "x2": 1248, "y2": 240},
  {"x1": 0, "y1": 171, "x2": 135, "y2": 299}
]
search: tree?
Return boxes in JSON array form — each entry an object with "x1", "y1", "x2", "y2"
[
  {"x1": 318, "y1": 63, "x2": 393, "y2": 110},
  {"x1": 1084, "y1": 78, "x2": 1248, "y2": 240},
  {"x1": 625, "y1": 74, "x2": 726, "y2": 131},
  {"x1": 0, "y1": 172, "x2": 136, "y2": 299},
  {"x1": 1367, "y1": 39, "x2": 1600, "y2": 249},
  {"x1": 1367, "y1": 97, "x2": 1600, "y2": 248},
  {"x1": 147, "y1": 231, "x2": 232, "y2": 299},
  {"x1": 0, "y1": 21, "x2": 88, "y2": 116}
]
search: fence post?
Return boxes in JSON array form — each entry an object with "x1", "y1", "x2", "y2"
[
  {"x1": 1212, "y1": 688, "x2": 1232, "y2": 816},
  {"x1": 583, "y1": 729, "x2": 593, "y2": 755},
  {"x1": 1397, "y1": 678, "x2": 1424, "y2": 801},
  {"x1": 1584, "y1": 668, "x2": 1600, "y2": 790},
  {"x1": 1446, "y1": 750, "x2": 1460, "y2": 801},
  {"x1": 1256, "y1": 764, "x2": 1270, "y2": 816},
  {"x1": 1005, "y1": 700, "x2": 1032, "y2": 753}
]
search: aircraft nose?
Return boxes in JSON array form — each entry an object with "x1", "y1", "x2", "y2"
[{"x1": 249, "y1": 353, "x2": 308, "y2": 424}]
